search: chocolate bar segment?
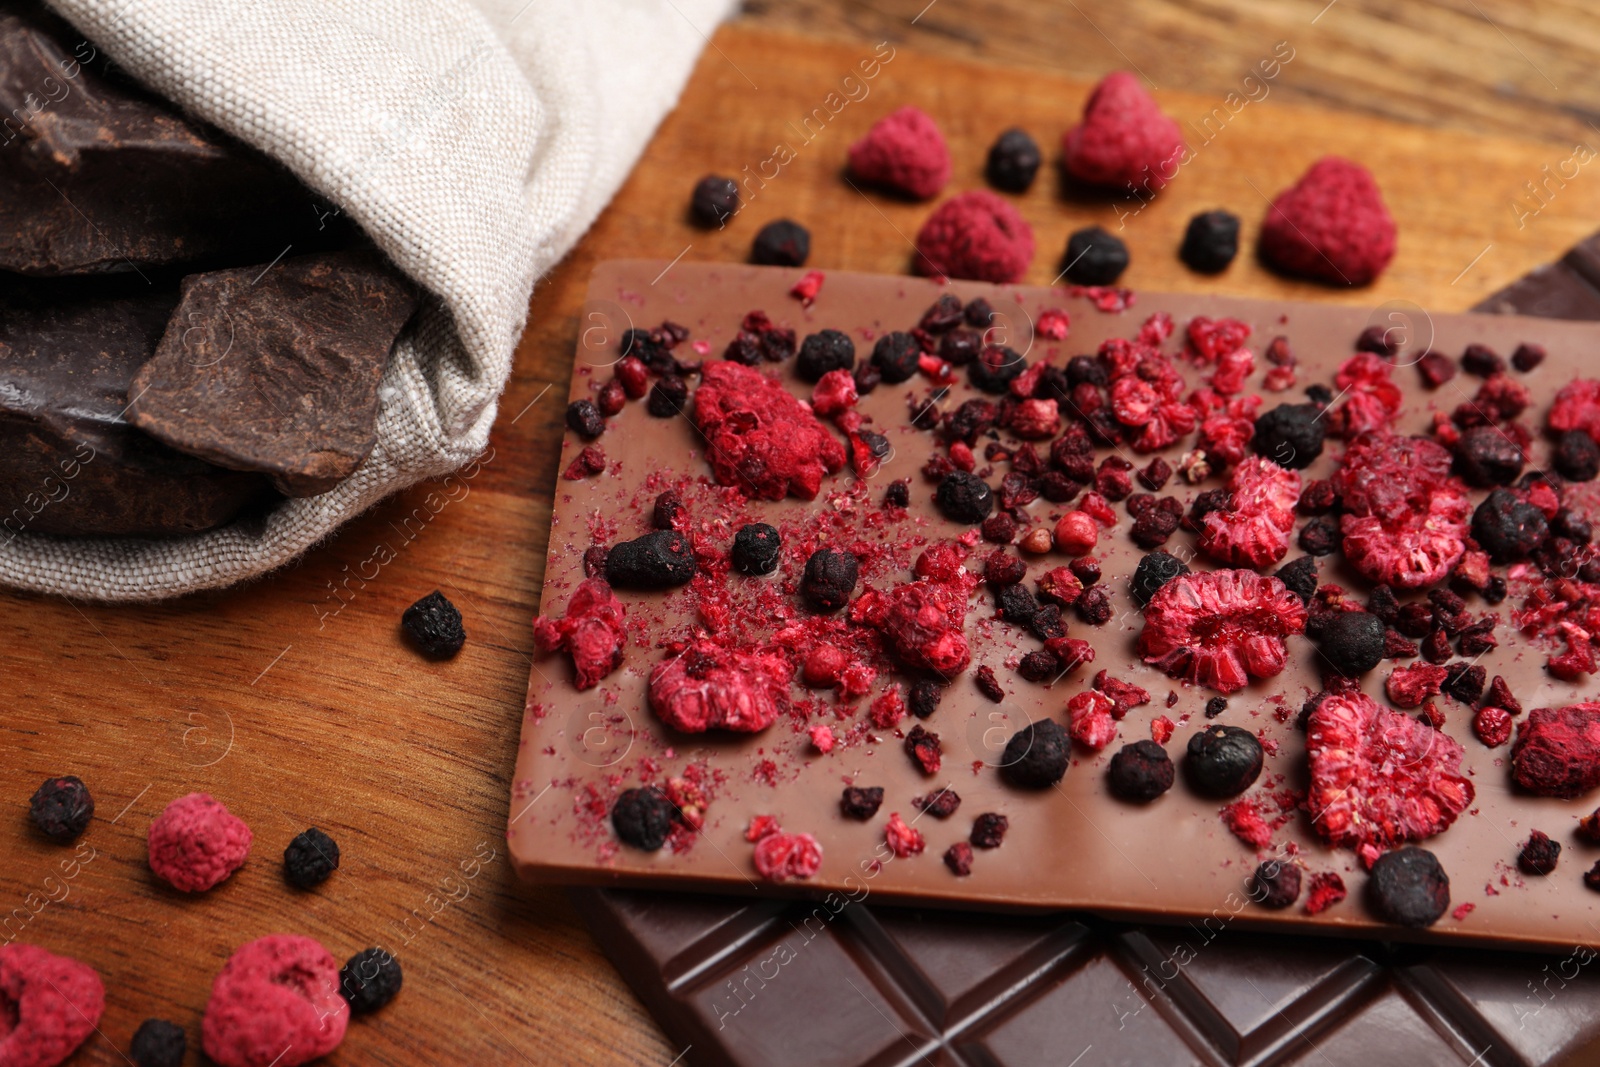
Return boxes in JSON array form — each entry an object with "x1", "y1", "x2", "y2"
[{"x1": 127, "y1": 250, "x2": 418, "y2": 497}]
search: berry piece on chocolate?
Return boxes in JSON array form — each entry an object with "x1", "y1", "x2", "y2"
[
  {"x1": 29, "y1": 775, "x2": 93, "y2": 842},
  {"x1": 920, "y1": 293, "x2": 965, "y2": 332},
  {"x1": 1472, "y1": 488, "x2": 1549, "y2": 562},
  {"x1": 612, "y1": 787, "x2": 676, "y2": 851},
  {"x1": 841, "y1": 786, "x2": 885, "y2": 820},
  {"x1": 1258, "y1": 156, "x2": 1396, "y2": 286},
  {"x1": 1334, "y1": 433, "x2": 1470, "y2": 589},
  {"x1": 796, "y1": 329, "x2": 856, "y2": 382},
  {"x1": 1367, "y1": 847, "x2": 1450, "y2": 928},
  {"x1": 905, "y1": 724, "x2": 944, "y2": 775},
  {"x1": 1315, "y1": 611, "x2": 1386, "y2": 676},
  {"x1": 648, "y1": 641, "x2": 792, "y2": 733},
  {"x1": 1196, "y1": 456, "x2": 1301, "y2": 569},
  {"x1": 283, "y1": 827, "x2": 340, "y2": 889},
  {"x1": 751, "y1": 219, "x2": 810, "y2": 267},
  {"x1": 647, "y1": 374, "x2": 689, "y2": 417},
  {"x1": 1000, "y1": 718, "x2": 1070, "y2": 789},
  {"x1": 754, "y1": 830, "x2": 824, "y2": 881},
  {"x1": 605, "y1": 530, "x2": 697, "y2": 589},
  {"x1": 986, "y1": 127, "x2": 1042, "y2": 192},
  {"x1": 970, "y1": 812, "x2": 1009, "y2": 848},
  {"x1": 1250, "y1": 403, "x2": 1324, "y2": 470},
  {"x1": 1511, "y1": 704, "x2": 1600, "y2": 797},
  {"x1": 131, "y1": 1018, "x2": 187, "y2": 1067},
  {"x1": 847, "y1": 105, "x2": 951, "y2": 200},
  {"x1": 883, "y1": 480, "x2": 910, "y2": 508},
  {"x1": 340, "y1": 948, "x2": 402, "y2": 1015},
  {"x1": 1107, "y1": 740, "x2": 1175, "y2": 802},
  {"x1": 871, "y1": 331, "x2": 922, "y2": 384},
  {"x1": 696, "y1": 362, "x2": 846, "y2": 499},
  {"x1": 969, "y1": 344, "x2": 1028, "y2": 393},
  {"x1": 533, "y1": 578, "x2": 627, "y2": 689},
  {"x1": 1060, "y1": 71, "x2": 1185, "y2": 190},
  {"x1": 1185, "y1": 725, "x2": 1263, "y2": 797},
  {"x1": 913, "y1": 787, "x2": 960, "y2": 818},
  {"x1": 1248, "y1": 861, "x2": 1302, "y2": 909},
  {"x1": 944, "y1": 841, "x2": 974, "y2": 876},
  {"x1": 1275, "y1": 556, "x2": 1318, "y2": 606},
  {"x1": 566, "y1": 398, "x2": 604, "y2": 438},
  {"x1": 1555, "y1": 430, "x2": 1600, "y2": 482},
  {"x1": 148, "y1": 793, "x2": 252, "y2": 892},
  {"x1": 1179, "y1": 210, "x2": 1241, "y2": 273},
  {"x1": 910, "y1": 681, "x2": 943, "y2": 719},
  {"x1": 1130, "y1": 550, "x2": 1189, "y2": 606},
  {"x1": 935, "y1": 470, "x2": 995, "y2": 524},
  {"x1": 885, "y1": 812, "x2": 926, "y2": 858},
  {"x1": 1453, "y1": 425, "x2": 1524, "y2": 487},
  {"x1": 689, "y1": 175, "x2": 739, "y2": 227},
  {"x1": 801, "y1": 548, "x2": 859, "y2": 612},
  {"x1": 402, "y1": 590, "x2": 466, "y2": 658},
  {"x1": 1460, "y1": 342, "x2": 1504, "y2": 377},
  {"x1": 914, "y1": 190, "x2": 1035, "y2": 283},
  {"x1": 1518, "y1": 830, "x2": 1561, "y2": 876},
  {"x1": 731, "y1": 523, "x2": 782, "y2": 576},
  {"x1": 1062, "y1": 226, "x2": 1129, "y2": 286},
  {"x1": 1139, "y1": 569, "x2": 1307, "y2": 694}
]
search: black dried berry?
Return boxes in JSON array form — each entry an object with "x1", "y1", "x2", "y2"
[
  {"x1": 612, "y1": 786, "x2": 676, "y2": 850},
  {"x1": 340, "y1": 947, "x2": 403, "y2": 1014},
  {"x1": 1107, "y1": 740, "x2": 1175, "y2": 802},
  {"x1": 1555, "y1": 431, "x2": 1600, "y2": 483},
  {"x1": 995, "y1": 583, "x2": 1038, "y2": 627},
  {"x1": 1472, "y1": 488, "x2": 1549, "y2": 562},
  {"x1": 582, "y1": 545, "x2": 609, "y2": 578},
  {"x1": 975, "y1": 664, "x2": 1005, "y2": 702},
  {"x1": 910, "y1": 681, "x2": 942, "y2": 719},
  {"x1": 1131, "y1": 550, "x2": 1189, "y2": 606},
  {"x1": 731, "y1": 522, "x2": 781, "y2": 576},
  {"x1": 401, "y1": 591, "x2": 466, "y2": 658},
  {"x1": 920, "y1": 293, "x2": 965, "y2": 332},
  {"x1": 605, "y1": 530, "x2": 698, "y2": 589},
  {"x1": 283, "y1": 827, "x2": 340, "y2": 889},
  {"x1": 1179, "y1": 210, "x2": 1240, "y2": 274},
  {"x1": 912, "y1": 787, "x2": 960, "y2": 818},
  {"x1": 944, "y1": 398, "x2": 997, "y2": 445},
  {"x1": 1453, "y1": 425, "x2": 1523, "y2": 487},
  {"x1": 1062, "y1": 226, "x2": 1129, "y2": 286},
  {"x1": 854, "y1": 362, "x2": 883, "y2": 395},
  {"x1": 841, "y1": 785, "x2": 884, "y2": 820},
  {"x1": 965, "y1": 298, "x2": 995, "y2": 327},
  {"x1": 1443, "y1": 661, "x2": 1486, "y2": 703},
  {"x1": 1076, "y1": 585, "x2": 1113, "y2": 625},
  {"x1": 1298, "y1": 515, "x2": 1342, "y2": 556},
  {"x1": 1356, "y1": 324, "x2": 1399, "y2": 357},
  {"x1": 934, "y1": 329, "x2": 978, "y2": 367},
  {"x1": 1367, "y1": 847, "x2": 1450, "y2": 928},
  {"x1": 1028, "y1": 604, "x2": 1066, "y2": 641},
  {"x1": 1518, "y1": 830, "x2": 1560, "y2": 876},
  {"x1": 1461, "y1": 342, "x2": 1504, "y2": 377},
  {"x1": 935, "y1": 471, "x2": 995, "y2": 524},
  {"x1": 647, "y1": 374, "x2": 689, "y2": 417},
  {"x1": 1275, "y1": 556, "x2": 1318, "y2": 606},
  {"x1": 1315, "y1": 611, "x2": 1386, "y2": 676},
  {"x1": 796, "y1": 329, "x2": 856, "y2": 382},
  {"x1": 1130, "y1": 507, "x2": 1180, "y2": 548},
  {"x1": 689, "y1": 175, "x2": 739, "y2": 227},
  {"x1": 872, "y1": 331, "x2": 922, "y2": 384},
  {"x1": 29, "y1": 776, "x2": 93, "y2": 842},
  {"x1": 1251, "y1": 403, "x2": 1324, "y2": 470},
  {"x1": 1065, "y1": 354, "x2": 1107, "y2": 388},
  {"x1": 1511, "y1": 342, "x2": 1546, "y2": 372},
  {"x1": 130, "y1": 1019, "x2": 186, "y2": 1067},
  {"x1": 1001, "y1": 718, "x2": 1070, "y2": 789},
  {"x1": 1248, "y1": 861, "x2": 1301, "y2": 909},
  {"x1": 1019, "y1": 649, "x2": 1060, "y2": 682},
  {"x1": 1185, "y1": 725, "x2": 1263, "y2": 797},
  {"x1": 883, "y1": 480, "x2": 910, "y2": 508},
  {"x1": 751, "y1": 218, "x2": 810, "y2": 266},
  {"x1": 985, "y1": 127, "x2": 1041, "y2": 192},
  {"x1": 1205, "y1": 696, "x2": 1227, "y2": 719},
  {"x1": 566, "y1": 398, "x2": 605, "y2": 438},
  {"x1": 652, "y1": 490, "x2": 685, "y2": 530},
  {"x1": 970, "y1": 812, "x2": 1009, "y2": 848},
  {"x1": 801, "y1": 548, "x2": 859, "y2": 611},
  {"x1": 969, "y1": 345, "x2": 1027, "y2": 394}
]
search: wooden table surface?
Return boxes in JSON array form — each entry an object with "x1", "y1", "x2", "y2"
[{"x1": 8, "y1": 3, "x2": 1600, "y2": 1064}]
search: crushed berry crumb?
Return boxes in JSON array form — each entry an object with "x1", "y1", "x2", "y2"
[{"x1": 1304, "y1": 871, "x2": 1347, "y2": 915}]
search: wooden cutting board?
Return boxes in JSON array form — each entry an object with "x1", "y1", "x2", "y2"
[{"x1": 5, "y1": 20, "x2": 1600, "y2": 1066}]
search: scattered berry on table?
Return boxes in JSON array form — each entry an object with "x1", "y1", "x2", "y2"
[
  {"x1": 202, "y1": 935, "x2": 348, "y2": 1066},
  {"x1": 402, "y1": 590, "x2": 466, "y2": 658},
  {"x1": 148, "y1": 793, "x2": 252, "y2": 892},
  {"x1": 340, "y1": 948, "x2": 403, "y2": 1014},
  {"x1": 131, "y1": 1018, "x2": 187, "y2": 1067},
  {"x1": 1061, "y1": 226, "x2": 1129, "y2": 286},
  {"x1": 283, "y1": 827, "x2": 340, "y2": 889},
  {"x1": 985, "y1": 127, "x2": 1041, "y2": 192},
  {"x1": 847, "y1": 105, "x2": 951, "y2": 199},
  {"x1": 689, "y1": 175, "x2": 739, "y2": 227},
  {"x1": 751, "y1": 219, "x2": 810, "y2": 266},
  {"x1": 1258, "y1": 155, "x2": 1395, "y2": 285},
  {"x1": 1179, "y1": 210, "x2": 1240, "y2": 273},
  {"x1": 1060, "y1": 71, "x2": 1184, "y2": 190},
  {"x1": 29, "y1": 775, "x2": 93, "y2": 842},
  {"x1": 914, "y1": 190, "x2": 1035, "y2": 283}
]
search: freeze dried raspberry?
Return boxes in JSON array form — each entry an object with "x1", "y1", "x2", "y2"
[
  {"x1": 913, "y1": 788, "x2": 961, "y2": 819},
  {"x1": 1485, "y1": 675, "x2": 1521, "y2": 715},
  {"x1": 1385, "y1": 663, "x2": 1447, "y2": 709},
  {"x1": 810, "y1": 368, "x2": 858, "y2": 418},
  {"x1": 1334, "y1": 433, "x2": 1471, "y2": 589},
  {"x1": 1222, "y1": 799, "x2": 1274, "y2": 849},
  {"x1": 533, "y1": 579, "x2": 627, "y2": 690},
  {"x1": 1001, "y1": 718, "x2": 1071, "y2": 788},
  {"x1": 841, "y1": 786, "x2": 885, "y2": 820},
  {"x1": 1061, "y1": 71, "x2": 1185, "y2": 191},
  {"x1": 848, "y1": 106, "x2": 951, "y2": 199},
  {"x1": 1549, "y1": 378, "x2": 1600, "y2": 442},
  {"x1": 970, "y1": 812, "x2": 1009, "y2": 848},
  {"x1": 885, "y1": 812, "x2": 926, "y2": 858},
  {"x1": 148, "y1": 793, "x2": 252, "y2": 892},
  {"x1": 1139, "y1": 569, "x2": 1307, "y2": 694},
  {"x1": 1067, "y1": 690, "x2": 1119, "y2": 750},
  {"x1": 850, "y1": 579, "x2": 972, "y2": 677},
  {"x1": 809, "y1": 724, "x2": 836, "y2": 753},
  {"x1": 1305, "y1": 692, "x2": 1474, "y2": 853},
  {"x1": 1512, "y1": 704, "x2": 1600, "y2": 797},
  {"x1": 789, "y1": 270, "x2": 825, "y2": 308},
  {"x1": 1518, "y1": 830, "x2": 1561, "y2": 875},
  {"x1": 753, "y1": 831, "x2": 823, "y2": 881},
  {"x1": 1258, "y1": 156, "x2": 1396, "y2": 285},
  {"x1": 202, "y1": 935, "x2": 348, "y2": 1067},
  {"x1": 906, "y1": 724, "x2": 943, "y2": 774},
  {"x1": 914, "y1": 190, "x2": 1035, "y2": 283},
  {"x1": 944, "y1": 841, "x2": 974, "y2": 876},
  {"x1": 1107, "y1": 740, "x2": 1174, "y2": 802},
  {"x1": 1249, "y1": 861, "x2": 1301, "y2": 909},
  {"x1": 1197, "y1": 457, "x2": 1301, "y2": 568},
  {"x1": 1304, "y1": 872, "x2": 1347, "y2": 915},
  {"x1": 1329, "y1": 354, "x2": 1402, "y2": 438},
  {"x1": 692, "y1": 361, "x2": 845, "y2": 500},
  {"x1": 0, "y1": 943, "x2": 104, "y2": 1067},
  {"x1": 1094, "y1": 671, "x2": 1150, "y2": 716},
  {"x1": 605, "y1": 530, "x2": 697, "y2": 589},
  {"x1": 647, "y1": 641, "x2": 792, "y2": 733}
]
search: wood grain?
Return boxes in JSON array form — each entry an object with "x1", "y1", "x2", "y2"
[{"x1": 5, "y1": 12, "x2": 1600, "y2": 1065}]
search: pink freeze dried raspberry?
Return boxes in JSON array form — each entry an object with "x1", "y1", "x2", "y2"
[
  {"x1": 913, "y1": 190, "x2": 1035, "y2": 284},
  {"x1": 1138, "y1": 569, "x2": 1307, "y2": 694},
  {"x1": 1385, "y1": 662, "x2": 1448, "y2": 709},
  {"x1": 848, "y1": 106, "x2": 951, "y2": 200},
  {"x1": 1549, "y1": 379, "x2": 1600, "y2": 443},
  {"x1": 1259, "y1": 156, "x2": 1396, "y2": 286},
  {"x1": 647, "y1": 640, "x2": 792, "y2": 733},
  {"x1": 810, "y1": 368, "x2": 858, "y2": 417},
  {"x1": 201, "y1": 935, "x2": 348, "y2": 1067},
  {"x1": 1305, "y1": 691, "x2": 1474, "y2": 854},
  {"x1": 1512, "y1": 704, "x2": 1600, "y2": 797},
  {"x1": 1329, "y1": 354, "x2": 1402, "y2": 438},
  {"x1": 1197, "y1": 457, "x2": 1301, "y2": 569},
  {"x1": 0, "y1": 944, "x2": 104, "y2": 1067},
  {"x1": 148, "y1": 793, "x2": 253, "y2": 892},
  {"x1": 1061, "y1": 71, "x2": 1185, "y2": 191},
  {"x1": 692, "y1": 361, "x2": 846, "y2": 501},
  {"x1": 1474, "y1": 706, "x2": 1513, "y2": 748},
  {"x1": 1304, "y1": 871, "x2": 1347, "y2": 915},
  {"x1": 532, "y1": 578, "x2": 627, "y2": 690},
  {"x1": 1066, "y1": 689, "x2": 1118, "y2": 750},
  {"x1": 850, "y1": 580, "x2": 972, "y2": 677},
  {"x1": 885, "y1": 812, "x2": 926, "y2": 858},
  {"x1": 1221, "y1": 798, "x2": 1273, "y2": 850},
  {"x1": 1333, "y1": 432, "x2": 1470, "y2": 589},
  {"x1": 753, "y1": 830, "x2": 822, "y2": 882}
]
